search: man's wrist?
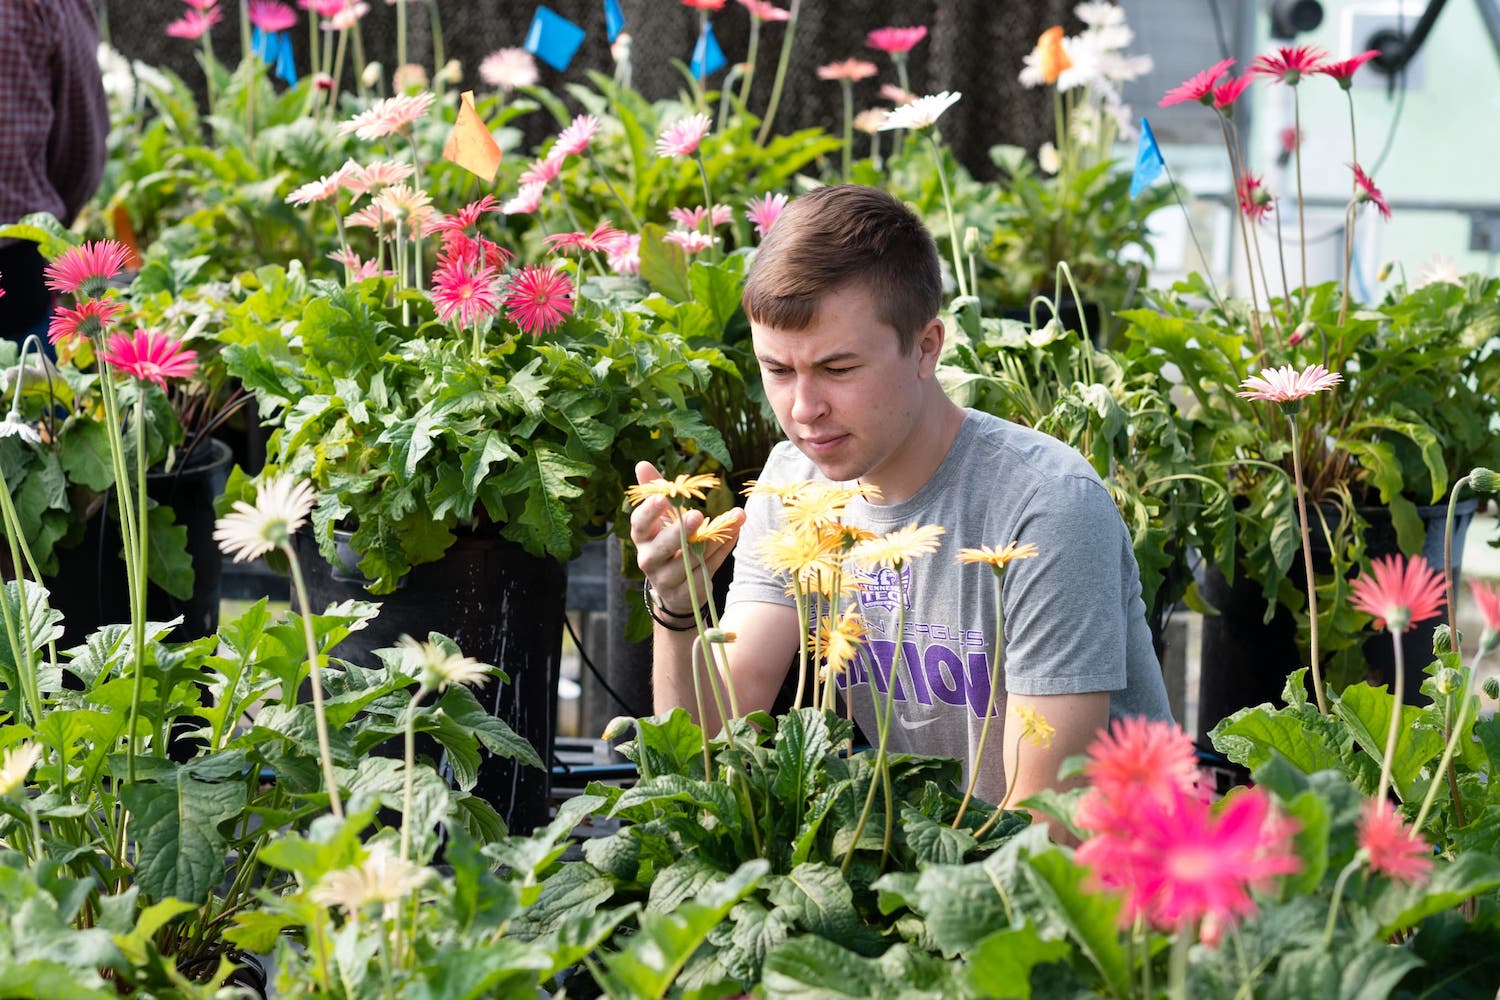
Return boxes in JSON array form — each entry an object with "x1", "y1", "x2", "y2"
[{"x1": 643, "y1": 580, "x2": 706, "y2": 631}]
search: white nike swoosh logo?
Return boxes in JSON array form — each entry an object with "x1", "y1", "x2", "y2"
[{"x1": 896, "y1": 715, "x2": 939, "y2": 730}]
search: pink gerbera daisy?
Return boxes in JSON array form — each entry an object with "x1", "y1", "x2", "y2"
[
  {"x1": 338, "y1": 92, "x2": 435, "y2": 140},
  {"x1": 43, "y1": 241, "x2": 132, "y2": 298},
  {"x1": 503, "y1": 265, "x2": 574, "y2": 336},
  {"x1": 1349, "y1": 553, "x2": 1446, "y2": 633},
  {"x1": 430, "y1": 195, "x2": 501, "y2": 240},
  {"x1": 667, "y1": 205, "x2": 732, "y2": 230},
  {"x1": 1237, "y1": 174, "x2": 1274, "y2": 223},
  {"x1": 817, "y1": 58, "x2": 879, "y2": 82},
  {"x1": 166, "y1": 7, "x2": 222, "y2": 39},
  {"x1": 48, "y1": 298, "x2": 125, "y2": 345},
  {"x1": 182, "y1": 0, "x2": 219, "y2": 9},
  {"x1": 248, "y1": 0, "x2": 297, "y2": 32},
  {"x1": 663, "y1": 230, "x2": 717, "y2": 255},
  {"x1": 1357, "y1": 799, "x2": 1433, "y2": 885},
  {"x1": 519, "y1": 152, "x2": 566, "y2": 186},
  {"x1": 1079, "y1": 716, "x2": 1199, "y2": 814},
  {"x1": 500, "y1": 182, "x2": 547, "y2": 216},
  {"x1": 431, "y1": 257, "x2": 503, "y2": 331},
  {"x1": 553, "y1": 114, "x2": 601, "y2": 158},
  {"x1": 1250, "y1": 44, "x2": 1327, "y2": 84},
  {"x1": 286, "y1": 166, "x2": 352, "y2": 206},
  {"x1": 1212, "y1": 74, "x2": 1254, "y2": 111},
  {"x1": 298, "y1": 0, "x2": 344, "y2": 14},
  {"x1": 99, "y1": 329, "x2": 199, "y2": 389},
  {"x1": 737, "y1": 0, "x2": 790, "y2": 21},
  {"x1": 1237, "y1": 362, "x2": 1343, "y2": 404},
  {"x1": 1158, "y1": 58, "x2": 1235, "y2": 107},
  {"x1": 681, "y1": 0, "x2": 726, "y2": 9},
  {"x1": 341, "y1": 158, "x2": 415, "y2": 198},
  {"x1": 479, "y1": 47, "x2": 538, "y2": 91},
  {"x1": 1467, "y1": 578, "x2": 1500, "y2": 647},
  {"x1": 745, "y1": 192, "x2": 788, "y2": 237},
  {"x1": 545, "y1": 221, "x2": 627, "y2": 255},
  {"x1": 866, "y1": 25, "x2": 928, "y2": 55},
  {"x1": 656, "y1": 114, "x2": 713, "y2": 157},
  {"x1": 1352, "y1": 163, "x2": 1392, "y2": 220},
  {"x1": 325, "y1": 3, "x2": 370, "y2": 31},
  {"x1": 327, "y1": 248, "x2": 387, "y2": 282},
  {"x1": 1317, "y1": 49, "x2": 1382, "y2": 89},
  {"x1": 607, "y1": 234, "x2": 642, "y2": 276}
]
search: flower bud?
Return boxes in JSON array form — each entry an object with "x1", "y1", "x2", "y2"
[
  {"x1": 611, "y1": 32, "x2": 632, "y2": 63},
  {"x1": 439, "y1": 59, "x2": 463, "y2": 85},
  {"x1": 601, "y1": 715, "x2": 634, "y2": 741},
  {"x1": 1432, "y1": 623, "x2": 1455, "y2": 655},
  {"x1": 704, "y1": 628, "x2": 737, "y2": 644},
  {"x1": 361, "y1": 61, "x2": 383, "y2": 90},
  {"x1": 1377, "y1": 260, "x2": 1394, "y2": 282},
  {"x1": 1288, "y1": 320, "x2": 1315, "y2": 347},
  {"x1": 393, "y1": 63, "x2": 428, "y2": 94},
  {"x1": 963, "y1": 226, "x2": 980, "y2": 255},
  {"x1": 1484, "y1": 676, "x2": 1500, "y2": 700},
  {"x1": 1482, "y1": 628, "x2": 1500, "y2": 657},
  {"x1": 314, "y1": 73, "x2": 335, "y2": 92},
  {"x1": 1435, "y1": 667, "x2": 1463, "y2": 696},
  {"x1": 1469, "y1": 467, "x2": 1500, "y2": 494}
]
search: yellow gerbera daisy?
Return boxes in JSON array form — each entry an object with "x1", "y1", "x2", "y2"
[
  {"x1": 625, "y1": 473, "x2": 721, "y2": 506},
  {"x1": 1012, "y1": 704, "x2": 1055, "y2": 749},
  {"x1": 957, "y1": 540, "x2": 1040, "y2": 571},
  {"x1": 688, "y1": 510, "x2": 739, "y2": 545},
  {"x1": 817, "y1": 609, "x2": 868, "y2": 678},
  {"x1": 850, "y1": 523, "x2": 946, "y2": 569},
  {"x1": 757, "y1": 524, "x2": 839, "y2": 577}
]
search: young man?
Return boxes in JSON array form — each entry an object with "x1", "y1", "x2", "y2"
[{"x1": 631, "y1": 184, "x2": 1171, "y2": 810}]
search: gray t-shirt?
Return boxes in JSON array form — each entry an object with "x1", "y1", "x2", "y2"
[{"x1": 726, "y1": 408, "x2": 1172, "y2": 803}]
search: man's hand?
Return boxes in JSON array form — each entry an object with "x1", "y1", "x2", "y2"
[{"x1": 629, "y1": 460, "x2": 745, "y2": 616}]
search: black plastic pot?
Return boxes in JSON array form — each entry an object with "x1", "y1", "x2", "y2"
[
  {"x1": 46, "y1": 437, "x2": 235, "y2": 645},
  {"x1": 1198, "y1": 497, "x2": 1478, "y2": 741},
  {"x1": 295, "y1": 527, "x2": 565, "y2": 835}
]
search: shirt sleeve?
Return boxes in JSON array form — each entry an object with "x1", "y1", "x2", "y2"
[{"x1": 999, "y1": 474, "x2": 1132, "y2": 696}]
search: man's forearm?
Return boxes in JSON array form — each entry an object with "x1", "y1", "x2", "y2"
[{"x1": 652, "y1": 624, "x2": 727, "y2": 734}]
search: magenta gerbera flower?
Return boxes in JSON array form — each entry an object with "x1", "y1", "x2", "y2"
[
  {"x1": 430, "y1": 257, "x2": 503, "y2": 331},
  {"x1": 1212, "y1": 74, "x2": 1253, "y2": 111},
  {"x1": 1250, "y1": 44, "x2": 1328, "y2": 84},
  {"x1": 1349, "y1": 553, "x2": 1446, "y2": 633},
  {"x1": 655, "y1": 114, "x2": 713, "y2": 158},
  {"x1": 1357, "y1": 799, "x2": 1432, "y2": 885},
  {"x1": 1318, "y1": 48, "x2": 1382, "y2": 89},
  {"x1": 48, "y1": 298, "x2": 125, "y2": 345},
  {"x1": 681, "y1": 0, "x2": 726, "y2": 9},
  {"x1": 1158, "y1": 57, "x2": 1235, "y2": 107},
  {"x1": 544, "y1": 221, "x2": 627, "y2": 255},
  {"x1": 503, "y1": 264, "x2": 574, "y2": 336},
  {"x1": 166, "y1": 7, "x2": 222, "y2": 39},
  {"x1": 866, "y1": 25, "x2": 928, "y2": 55},
  {"x1": 99, "y1": 329, "x2": 199, "y2": 389},
  {"x1": 745, "y1": 192, "x2": 789, "y2": 237},
  {"x1": 1237, "y1": 363, "x2": 1343, "y2": 404},
  {"x1": 1352, "y1": 163, "x2": 1392, "y2": 220},
  {"x1": 43, "y1": 241, "x2": 132, "y2": 298},
  {"x1": 1237, "y1": 174, "x2": 1273, "y2": 223},
  {"x1": 248, "y1": 0, "x2": 297, "y2": 32}
]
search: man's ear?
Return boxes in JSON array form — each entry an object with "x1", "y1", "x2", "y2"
[{"x1": 915, "y1": 316, "x2": 946, "y2": 376}]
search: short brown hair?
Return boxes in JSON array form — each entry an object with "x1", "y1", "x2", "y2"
[{"x1": 742, "y1": 185, "x2": 941, "y2": 354}]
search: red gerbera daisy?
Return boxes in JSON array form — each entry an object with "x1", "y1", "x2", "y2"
[
  {"x1": 1317, "y1": 48, "x2": 1381, "y2": 89},
  {"x1": 99, "y1": 328, "x2": 199, "y2": 389},
  {"x1": 430, "y1": 257, "x2": 503, "y2": 331},
  {"x1": 1250, "y1": 44, "x2": 1327, "y2": 84},
  {"x1": 1158, "y1": 57, "x2": 1235, "y2": 107},
  {"x1": 1352, "y1": 163, "x2": 1392, "y2": 220},
  {"x1": 1237, "y1": 174, "x2": 1274, "y2": 223},
  {"x1": 1350, "y1": 553, "x2": 1446, "y2": 633},
  {"x1": 544, "y1": 221, "x2": 627, "y2": 255},
  {"x1": 1357, "y1": 799, "x2": 1432, "y2": 885},
  {"x1": 44, "y1": 241, "x2": 132, "y2": 298},
  {"x1": 1212, "y1": 75, "x2": 1254, "y2": 111},
  {"x1": 48, "y1": 298, "x2": 124, "y2": 345},
  {"x1": 503, "y1": 264, "x2": 574, "y2": 336}
]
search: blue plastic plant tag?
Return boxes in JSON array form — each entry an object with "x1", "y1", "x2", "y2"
[
  {"x1": 604, "y1": 0, "x2": 625, "y2": 43},
  {"x1": 273, "y1": 32, "x2": 298, "y2": 85},
  {"x1": 690, "y1": 21, "x2": 726, "y2": 79},
  {"x1": 525, "y1": 6, "x2": 587, "y2": 72}
]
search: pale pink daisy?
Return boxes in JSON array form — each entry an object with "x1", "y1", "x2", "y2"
[
  {"x1": 166, "y1": 8, "x2": 222, "y2": 40},
  {"x1": 248, "y1": 0, "x2": 298, "y2": 32},
  {"x1": 744, "y1": 192, "x2": 788, "y2": 236},
  {"x1": 391, "y1": 63, "x2": 428, "y2": 93},
  {"x1": 1349, "y1": 553, "x2": 1446, "y2": 633},
  {"x1": 664, "y1": 230, "x2": 718, "y2": 254},
  {"x1": 326, "y1": 2, "x2": 370, "y2": 31},
  {"x1": 431, "y1": 257, "x2": 503, "y2": 330},
  {"x1": 866, "y1": 25, "x2": 928, "y2": 55},
  {"x1": 341, "y1": 158, "x2": 415, "y2": 198},
  {"x1": 503, "y1": 264, "x2": 574, "y2": 336},
  {"x1": 338, "y1": 92, "x2": 435, "y2": 140},
  {"x1": 1357, "y1": 799, "x2": 1433, "y2": 885},
  {"x1": 853, "y1": 108, "x2": 890, "y2": 133},
  {"x1": 545, "y1": 221, "x2": 627, "y2": 255},
  {"x1": 607, "y1": 234, "x2": 642, "y2": 276},
  {"x1": 286, "y1": 166, "x2": 352, "y2": 206},
  {"x1": 48, "y1": 298, "x2": 124, "y2": 345},
  {"x1": 500, "y1": 182, "x2": 546, "y2": 216},
  {"x1": 737, "y1": 0, "x2": 790, "y2": 21},
  {"x1": 327, "y1": 248, "x2": 386, "y2": 281},
  {"x1": 656, "y1": 114, "x2": 713, "y2": 157},
  {"x1": 44, "y1": 240, "x2": 132, "y2": 298},
  {"x1": 668, "y1": 204, "x2": 733, "y2": 230},
  {"x1": 479, "y1": 47, "x2": 539, "y2": 91},
  {"x1": 1236, "y1": 363, "x2": 1343, "y2": 404},
  {"x1": 519, "y1": 152, "x2": 565, "y2": 186},
  {"x1": 817, "y1": 59, "x2": 879, "y2": 82},
  {"x1": 553, "y1": 114, "x2": 600, "y2": 157},
  {"x1": 99, "y1": 328, "x2": 199, "y2": 389},
  {"x1": 879, "y1": 83, "x2": 914, "y2": 105},
  {"x1": 344, "y1": 204, "x2": 394, "y2": 234},
  {"x1": 372, "y1": 183, "x2": 433, "y2": 223}
]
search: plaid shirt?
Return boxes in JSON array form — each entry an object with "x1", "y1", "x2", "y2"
[{"x1": 0, "y1": 0, "x2": 109, "y2": 234}]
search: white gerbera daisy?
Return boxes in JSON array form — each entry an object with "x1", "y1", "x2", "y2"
[
  {"x1": 397, "y1": 635, "x2": 493, "y2": 691},
  {"x1": 213, "y1": 474, "x2": 317, "y2": 563},
  {"x1": 0, "y1": 409, "x2": 40, "y2": 446},
  {"x1": 877, "y1": 91, "x2": 962, "y2": 132},
  {"x1": 309, "y1": 844, "x2": 431, "y2": 920},
  {"x1": 0, "y1": 742, "x2": 42, "y2": 798}
]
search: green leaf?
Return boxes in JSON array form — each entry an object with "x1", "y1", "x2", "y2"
[
  {"x1": 144, "y1": 503, "x2": 194, "y2": 600},
  {"x1": 1372, "y1": 850, "x2": 1500, "y2": 937},
  {"x1": 1334, "y1": 682, "x2": 1444, "y2": 799},
  {"x1": 618, "y1": 709, "x2": 707, "y2": 781},
  {"x1": 56, "y1": 419, "x2": 114, "y2": 491},
  {"x1": 120, "y1": 773, "x2": 245, "y2": 904},
  {"x1": 495, "y1": 442, "x2": 591, "y2": 559},
  {"x1": 1210, "y1": 702, "x2": 1347, "y2": 776},
  {"x1": 638, "y1": 223, "x2": 692, "y2": 302},
  {"x1": 1022, "y1": 849, "x2": 1130, "y2": 998},
  {"x1": 899, "y1": 806, "x2": 977, "y2": 866},
  {"x1": 963, "y1": 921, "x2": 1072, "y2": 999},
  {"x1": 769, "y1": 862, "x2": 881, "y2": 955},
  {"x1": 772, "y1": 708, "x2": 834, "y2": 816}
]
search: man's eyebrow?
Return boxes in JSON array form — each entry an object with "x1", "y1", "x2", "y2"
[{"x1": 756, "y1": 351, "x2": 862, "y2": 367}]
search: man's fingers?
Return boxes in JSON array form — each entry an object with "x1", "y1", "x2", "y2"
[{"x1": 634, "y1": 460, "x2": 662, "y2": 485}]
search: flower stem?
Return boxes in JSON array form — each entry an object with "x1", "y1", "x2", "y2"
[
  {"x1": 954, "y1": 570, "x2": 1005, "y2": 827},
  {"x1": 755, "y1": 0, "x2": 800, "y2": 146},
  {"x1": 1168, "y1": 927, "x2": 1191, "y2": 1000},
  {"x1": 586, "y1": 150, "x2": 640, "y2": 229},
  {"x1": 284, "y1": 541, "x2": 344, "y2": 818},
  {"x1": 1287, "y1": 412, "x2": 1328, "y2": 714},
  {"x1": 844, "y1": 567, "x2": 909, "y2": 873},
  {"x1": 973, "y1": 731, "x2": 1026, "y2": 839},
  {"x1": 0, "y1": 462, "x2": 43, "y2": 729},
  {"x1": 739, "y1": 16, "x2": 761, "y2": 108},
  {"x1": 1413, "y1": 657, "x2": 1476, "y2": 832},
  {"x1": 927, "y1": 134, "x2": 968, "y2": 299},
  {"x1": 1293, "y1": 89, "x2": 1308, "y2": 295},
  {"x1": 1321, "y1": 855, "x2": 1363, "y2": 946},
  {"x1": 1377, "y1": 629, "x2": 1407, "y2": 802},
  {"x1": 839, "y1": 80, "x2": 853, "y2": 182},
  {"x1": 124, "y1": 398, "x2": 150, "y2": 783},
  {"x1": 1437, "y1": 481, "x2": 1472, "y2": 829},
  {"x1": 399, "y1": 684, "x2": 429, "y2": 864},
  {"x1": 1339, "y1": 90, "x2": 1359, "y2": 329}
]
